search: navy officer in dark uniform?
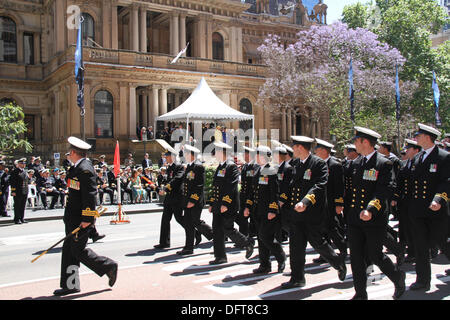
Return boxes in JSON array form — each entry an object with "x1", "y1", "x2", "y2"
[
  {"x1": 282, "y1": 136, "x2": 347, "y2": 289},
  {"x1": 313, "y1": 138, "x2": 347, "y2": 262},
  {"x1": 208, "y1": 141, "x2": 254, "y2": 265},
  {"x1": 273, "y1": 144, "x2": 294, "y2": 243},
  {"x1": 53, "y1": 136, "x2": 117, "y2": 296},
  {"x1": 347, "y1": 127, "x2": 405, "y2": 300},
  {"x1": 244, "y1": 145, "x2": 286, "y2": 274},
  {"x1": 237, "y1": 146, "x2": 258, "y2": 237},
  {"x1": 154, "y1": 148, "x2": 186, "y2": 249},
  {"x1": 408, "y1": 123, "x2": 449, "y2": 291},
  {"x1": 10, "y1": 158, "x2": 28, "y2": 224},
  {"x1": 391, "y1": 139, "x2": 422, "y2": 263},
  {"x1": 178, "y1": 144, "x2": 213, "y2": 255}
]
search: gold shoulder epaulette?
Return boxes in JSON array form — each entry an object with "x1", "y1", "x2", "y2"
[
  {"x1": 269, "y1": 202, "x2": 278, "y2": 210},
  {"x1": 82, "y1": 208, "x2": 100, "y2": 218},
  {"x1": 222, "y1": 195, "x2": 232, "y2": 203},
  {"x1": 190, "y1": 193, "x2": 199, "y2": 201}
]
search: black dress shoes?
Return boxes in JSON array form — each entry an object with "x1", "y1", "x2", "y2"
[
  {"x1": 245, "y1": 242, "x2": 254, "y2": 259},
  {"x1": 409, "y1": 281, "x2": 430, "y2": 291},
  {"x1": 313, "y1": 256, "x2": 327, "y2": 264},
  {"x1": 337, "y1": 262, "x2": 347, "y2": 281},
  {"x1": 195, "y1": 232, "x2": 202, "y2": 246},
  {"x1": 14, "y1": 220, "x2": 22, "y2": 224},
  {"x1": 350, "y1": 293, "x2": 368, "y2": 300},
  {"x1": 209, "y1": 258, "x2": 227, "y2": 265},
  {"x1": 53, "y1": 288, "x2": 81, "y2": 296},
  {"x1": 92, "y1": 234, "x2": 106, "y2": 243},
  {"x1": 153, "y1": 243, "x2": 170, "y2": 249},
  {"x1": 253, "y1": 266, "x2": 271, "y2": 274},
  {"x1": 106, "y1": 263, "x2": 118, "y2": 287},
  {"x1": 21, "y1": 219, "x2": 28, "y2": 224},
  {"x1": 281, "y1": 278, "x2": 306, "y2": 289},
  {"x1": 176, "y1": 249, "x2": 193, "y2": 256},
  {"x1": 393, "y1": 270, "x2": 406, "y2": 300}
]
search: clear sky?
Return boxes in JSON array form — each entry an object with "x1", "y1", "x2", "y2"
[{"x1": 324, "y1": 0, "x2": 368, "y2": 23}]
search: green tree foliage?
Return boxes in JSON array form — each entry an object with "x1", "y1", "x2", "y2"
[
  {"x1": 341, "y1": 0, "x2": 449, "y2": 131},
  {"x1": 0, "y1": 101, "x2": 33, "y2": 155}
]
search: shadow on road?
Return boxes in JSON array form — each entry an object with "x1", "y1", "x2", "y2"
[{"x1": 21, "y1": 288, "x2": 112, "y2": 300}]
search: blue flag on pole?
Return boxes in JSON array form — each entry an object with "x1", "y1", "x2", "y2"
[
  {"x1": 395, "y1": 65, "x2": 400, "y2": 121},
  {"x1": 349, "y1": 58, "x2": 355, "y2": 122},
  {"x1": 432, "y1": 71, "x2": 441, "y2": 127},
  {"x1": 75, "y1": 17, "x2": 85, "y2": 115}
]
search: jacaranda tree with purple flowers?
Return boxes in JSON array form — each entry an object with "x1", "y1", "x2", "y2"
[{"x1": 258, "y1": 21, "x2": 418, "y2": 149}]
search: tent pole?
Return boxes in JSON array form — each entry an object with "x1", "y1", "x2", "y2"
[{"x1": 186, "y1": 115, "x2": 190, "y2": 141}]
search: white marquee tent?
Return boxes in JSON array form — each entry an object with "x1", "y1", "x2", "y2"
[{"x1": 155, "y1": 77, "x2": 255, "y2": 142}]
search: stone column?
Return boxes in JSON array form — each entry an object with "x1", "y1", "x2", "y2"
[
  {"x1": 170, "y1": 13, "x2": 179, "y2": 55},
  {"x1": 34, "y1": 33, "x2": 41, "y2": 64},
  {"x1": 140, "y1": 6, "x2": 147, "y2": 52},
  {"x1": 179, "y1": 13, "x2": 186, "y2": 56},
  {"x1": 119, "y1": 82, "x2": 128, "y2": 138},
  {"x1": 53, "y1": 89, "x2": 60, "y2": 139},
  {"x1": 159, "y1": 87, "x2": 168, "y2": 116},
  {"x1": 131, "y1": 4, "x2": 139, "y2": 51},
  {"x1": 129, "y1": 84, "x2": 137, "y2": 138},
  {"x1": 55, "y1": 0, "x2": 65, "y2": 53},
  {"x1": 102, "y1": 0, "x2": 111, "y2": 48},
  {"x1": 206, "y1": 17, "x2": 213, "y2": 59},
  {"x1": 111, "y1": 0, "x2": 119, "y2": 49},
  {"x1": 84, "y1": 80, "x2": 92, "y2": 137},
  {"x1": 237, "y1": 26, "x2": 243, "y2": 63},
  {"x1": 142, "y1": 91, "x2": 148, "y2": 127},
  {"x1": 151, "y1": 85, "x2": 160, "y2": 125}
]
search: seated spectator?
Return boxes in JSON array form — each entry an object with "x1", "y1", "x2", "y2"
[{"x1": 130, "y1": 169, "x2": 146, "y2": 203}]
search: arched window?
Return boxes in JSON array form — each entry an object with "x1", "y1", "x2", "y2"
[
  {"x1": 94, "y1": 90, "x2": 113, "y2": 138},
  {"x1": 212, "y1": 32, "x2": 224, "y2": 60},
  {"x1": 0, "y1": 17, "x2": 17, "y2": 63},
  {"x1": 239, "y1": 98, "x2": 252, "y2": 132},
  {"x1": 81, "y1": 13, "x2": 95, "y2": 46}
]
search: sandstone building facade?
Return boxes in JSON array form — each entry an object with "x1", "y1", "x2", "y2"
[{"x1": 0, "y1": 0, "x2": 327, "y2": 160}]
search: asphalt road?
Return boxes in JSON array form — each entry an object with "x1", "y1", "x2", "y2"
[{"x1": 0, "y1": 210, "x2": 449, "y2": 301}]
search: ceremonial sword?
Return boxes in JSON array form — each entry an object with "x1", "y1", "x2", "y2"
[{"x1": 31, "y1": 206, "x2": 107, "y2": 263}]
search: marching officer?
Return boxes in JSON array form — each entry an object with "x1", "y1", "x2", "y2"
[
  {"x1": 208, "y1": 141, "x2": 254, "y2": 265},
  {"x1": 178, "y1": 145, "x2": 213, "y2": 255},
  {"x1": 408, "y1": 123, "x2": 449, "y2": 291},
  {"x1": 391, "y1": 139, "x2": 422, "y2": 263},
  {"x1": 273, "y1": 145, "x2": 294, "y2": 243},
  {"x1": 53, "y1": 136, "x2": 117, "y2": 296},
  {"x1": 10, "y1": 158, "x2": 29, "y2": 224},
  {"x1": 0, "y1": 160, "x2": 10, "y2": 217},
  {"x1": 237, "y1": 146, "x2": 258, "y2": 237},
  {"x1": 154, "y1": 148, "x2": 187, "y2": 249},
  {"x1": 244, "y1": 145, "x2": 286, "y2": 274},
  {"x1": 282, "y1": 136, "x2": 346, "y2": 289},
  {"x1": 313, "y1": 138, "x2": 347, "y2": 262},
  {"x1": 347, "y1": 127, "x2": 405, "y2": 300}
]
